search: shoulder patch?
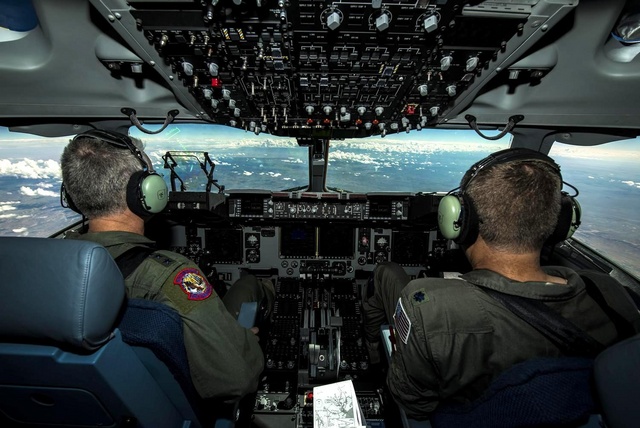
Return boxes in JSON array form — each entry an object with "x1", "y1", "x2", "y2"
[
  {"x1": 410, "y1": 288, "x2": 429, "y2": 305},
  {"x1": 174, "y1": 268, "x2": 213, "y2": 301},
  {"x1": 393, "y1": 297, "x2": 412, "y2": 344}
]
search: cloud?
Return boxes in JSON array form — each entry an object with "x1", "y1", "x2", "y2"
[
  {"x1": 0, "y1": 214, "x2": 17, "y2": 218},
  {"x1": 0, "y1": 158, "x2": 61, "y2": 179},
  {"x1": 0, "y1": 205, "x2": 17, "y2": 212},
  {"x1": 12, "y1": 228, "x2": 28, "y2": 234},
  {"x1": 20, "y1": 186, "x2": 58, "y2": 197},
  {"x1": 242, "y1": 171, "x2": 253, "y2": 176},
  {"x1": 621, "y1": 180, "x2": 640, "y2": 189}
]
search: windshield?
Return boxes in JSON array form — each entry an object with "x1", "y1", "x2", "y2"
[
  {"x1": 327, "y1": 129, "x2": 511, "y2": 192},
  {"x1": 1, "y1": 123, "x2": 638, "y2": 282},
  {"x1": 549, "y1": 139, "x2": 640, "y2": 280}
]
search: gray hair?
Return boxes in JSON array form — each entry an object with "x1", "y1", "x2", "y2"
[{"x1": 60, "y1": 134, "x2": 144, "y2": 218}]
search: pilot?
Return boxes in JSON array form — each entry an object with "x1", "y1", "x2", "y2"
[
  {"x1": 363, "y1": 148, "x2": 640, "y2": 419},
  {"x1": 60, "y1": 129, "x2": 274, "y2": 403}
]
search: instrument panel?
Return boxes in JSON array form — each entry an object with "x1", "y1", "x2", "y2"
[
  {"x1": 161, "y1": 191, "x2": 449, "y2": 283},
  {"x1": 147, "y1": 190, "x2": 467, "y2": 427}
]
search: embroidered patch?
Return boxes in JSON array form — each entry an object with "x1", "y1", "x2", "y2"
[
  {"x1": 174, "y1": 268, "x2": 212, "y2": 301},
  {"x1": 393, "y1": 298, "x2": 412, "y2": 345},
  {"x1": 411, "y1": 289, "x2": 429, "y2": 305}
]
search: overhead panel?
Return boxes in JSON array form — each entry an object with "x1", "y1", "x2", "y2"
[{"x1": 93, "y1": 0, "x2": 577, "y2": 138}]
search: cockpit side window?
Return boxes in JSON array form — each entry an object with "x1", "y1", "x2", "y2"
[
  {"x1": 549, "y1": 139, "x2": 640, "y2": 280},
  {"x1": 0, "y1": 127, "x2": 77, "y2": 237}
]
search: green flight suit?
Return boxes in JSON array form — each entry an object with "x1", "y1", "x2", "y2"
[
  {"x1": 67, "y1": 230, "x2": 268, "y2": 402},
  {"x1": 364, "y1": 262, "x2": 640, "y2": 419}
]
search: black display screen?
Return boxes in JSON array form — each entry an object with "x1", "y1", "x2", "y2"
[
  {"x1": 318, "y1": 225, "x2": 355, "y2": 258},
  {"x1": 280, "y1": 224, "x2": 316, "y2": 257},
  {"x1": 369, "y1": 200, "x2": 391, "y2": 217},
  {"x1": 205, "y1": 228, "x2": 243, "y2": 262},
  {"x1": 240, "y1": 197, "x2": 265, "y2": 216},
  {"x1": 391, "y1": 230, "x2": 430, "y2": 265}
]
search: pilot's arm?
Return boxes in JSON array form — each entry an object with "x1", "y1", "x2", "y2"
[
  {"x1": 159, "y1": 264, "x2": 264, "y2": 401},
  {"x1": 386, "y1": 289, "x2": 441, "y2": 419}
]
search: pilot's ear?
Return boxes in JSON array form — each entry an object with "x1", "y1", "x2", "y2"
[{"x1": 60, "y1": 183, "x2": 82, "y2": 215}]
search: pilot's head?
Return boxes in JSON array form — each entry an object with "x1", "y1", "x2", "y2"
[
  {"x1": 464, "y1": 150, "x2": 562, "y2": 253},
  {"x1": 60, "y1": 131, "x2": 149, "y2": 219}
]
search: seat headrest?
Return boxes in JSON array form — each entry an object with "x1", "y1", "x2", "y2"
[{"x1": 0, "y1": 237, "x2": 125, "y2": 350}]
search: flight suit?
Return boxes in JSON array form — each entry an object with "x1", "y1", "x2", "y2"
[
  {"x1": 364, "y1": 262, "x2": 640, "y2": 419},
  {"x1": 67, "y1": 230, "x2": 271, "y2": 401}
]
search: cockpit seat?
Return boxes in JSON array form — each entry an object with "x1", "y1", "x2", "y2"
[
  {"x1": 0, "y1": 237, "x2": 230, "y2": 428},
  {"x1": 594, "y1": 332, "x2": 640, "y2": 428}
]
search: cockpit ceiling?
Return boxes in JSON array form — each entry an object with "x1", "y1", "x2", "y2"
[{"x1": 0, "y1": 0, "x2": 639, "y2": 138}]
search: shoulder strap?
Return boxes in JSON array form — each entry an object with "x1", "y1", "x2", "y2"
[
  {"x1": 114, "y1": 246, "x2": 156, "y2": 279},
  {"x1": 480, "y1": 287, "x2": 605, "y2": 358},
  {"x1": 579, "y1": 270, "x2": 640, "y2": 338}
]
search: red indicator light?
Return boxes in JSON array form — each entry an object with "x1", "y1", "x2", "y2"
[
  {"x1": 405, "y1": 104, "x2": 417, "y2": 115},
  {"x1": 211, "y1": 78, "x2": 222, "y2": 88}
]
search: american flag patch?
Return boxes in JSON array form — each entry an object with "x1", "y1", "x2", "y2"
[{"x1": 393, "y1": 298, "x2": 412, "y2": 344}]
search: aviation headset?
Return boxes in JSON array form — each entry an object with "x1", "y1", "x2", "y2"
[
  {"x1": 437, "y1": 148, "x2": 582, "y2": 247},
  {"x1": 61, "y1": 129, "x2": 168, "y2": 218}
]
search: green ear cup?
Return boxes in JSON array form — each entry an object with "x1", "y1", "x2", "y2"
[
  {"x1": 438, "y1": 194, "x2": 463, "y2": 240},
  {"x1": 140, "y1": 174, "x2": 168, "y2": 214}
]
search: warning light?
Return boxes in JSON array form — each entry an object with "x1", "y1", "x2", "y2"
[
  {"x1": 355, "y1": 119, "x2": 363, "y2": 126},
  {"x1": 323, "y1": 118, "x2": 331, "y2": 125},
  {"x1": 405, "y1": 104, "x2": 417, "y2": 115},
  {"x1": 211, "y1": 78, "x2": 222, "y2": 88},
  {"x1": 372, "y1": 119, "x2": 379, "y2": 125},
  {"x1": 307, "y1": 118, "x2": 315, "y2": 125}
]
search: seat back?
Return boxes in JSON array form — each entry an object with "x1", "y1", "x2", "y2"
[
  {"x1": 430, "y1": 357, "x2": 598, "y2": 428},
  {"x1": 0, "y1": 237, "x2": 204, "y2": 428},
  {"x1": 594, "y1": 333, "x2": 640, "y2": 428}
]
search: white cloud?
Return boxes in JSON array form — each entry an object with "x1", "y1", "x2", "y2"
[
  {"x1": 242, "y1": 171, "x2": 253, "y2": 176},
  {"x1": 0, "y1": 201, "x2": 20, "y2": 205},
  {"x1": 36, "y1": 182, "x2": 54, "y2": 188},
  {"x1": 0, "y1": 158, "x2": 61, "y2": 179},
  {"x1": 12, "y1": 228, "x2": 27, "y2": 234},
  {"x1": 20, "y1": 186, "x2": 58, "y2": 197},
  {"x1": 0, "y1": 214, "x2": 17, "y2": 218},
  {"x1": 0, "y1": 205, "x2": 17, "y2": 212}
]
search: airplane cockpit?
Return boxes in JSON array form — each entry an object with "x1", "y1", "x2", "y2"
[{"x1": 1, "y1": 0, "x2": 640, "y2": 427}]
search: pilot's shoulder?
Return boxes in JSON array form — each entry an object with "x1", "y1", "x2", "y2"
[
  {"x1": 140, "y1": 249, "x2": 190, "y2": 268},
  {"x1": 403, "y1": 274, "x2": 474, "y2": 298},
  {"x1": 140, "y1": 250, "x2": 218, "y2": 310},
  {"x1": 400, "y1": 277, "x2": 492, "y2": 331}
]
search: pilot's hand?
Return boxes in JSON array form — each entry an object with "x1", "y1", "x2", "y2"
[{"x1": 250, "y1": 326, "x2": 260, "y2": 341}]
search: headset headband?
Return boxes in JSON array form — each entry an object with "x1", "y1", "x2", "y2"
[
  {"x1": 460, "y1": 148, "x2": 562, "y2": 191},
  {"x1": 73, "y1": 130, "x2": 155, "y2": 173}
]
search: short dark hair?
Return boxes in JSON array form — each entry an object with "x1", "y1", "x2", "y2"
[
  {"x1": 465, "y1": 159, "x2": 562, "y2": 253},
  {"x1": 60, "y1": 134, "x2": 143, "y2": 218}
]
